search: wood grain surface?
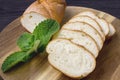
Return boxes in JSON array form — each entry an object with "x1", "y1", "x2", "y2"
[{"x1": 0, "y1": 6, "x2": 120, "y2": 80}]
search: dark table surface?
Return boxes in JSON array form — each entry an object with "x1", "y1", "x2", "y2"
[{"x1": 0, "y1": 0, "x2": 120, "y2": 32}]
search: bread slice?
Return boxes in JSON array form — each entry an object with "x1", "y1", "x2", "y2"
[
  {"x1": 107, "y1": 23, "x2": 116, "y2": 38},
  {"x1": 20, "y1": 12, "x2": 46, "y2": 33},
  {"x1": 56, "y1": 29, "x2": 99, "y2": 58},
  {"x1": 69, "y1": 15, "x2": 105, "y2": 41},
  {"x1": 77, "y1": 11, "x2": 109, "y2": 36},
  {"x1": 62, "y1": 22, "x2": 103, "y2": 50},
  {"x1": 47, "y1": 39, "x2": 96, "y2": 79}
]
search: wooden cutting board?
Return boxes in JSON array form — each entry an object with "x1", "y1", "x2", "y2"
[{"x1": 0, "y1": 6, "x2": 120, "y2": 80}]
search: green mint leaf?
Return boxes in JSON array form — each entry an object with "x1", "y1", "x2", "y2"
[
  {"x1": 33, "y1": 19, "x2": 60, "y2": 52},
  {"x1": 2, "y1": 19, "x2": 60, "y2": 72},
  {"x1": 2, "y1": 51, "x2": 27, "y2": 72},
  {"x1": 27, "y1": 40, "x2": 41, "y2": 53},
  {"x1": 17, "y1": 32, "x2": 35, "y2": 51},
  {"x1": 2, "y1": 40, "x2": 40, "y2": 72}
]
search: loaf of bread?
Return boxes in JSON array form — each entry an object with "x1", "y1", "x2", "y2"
[
  {"x1": 20, "y1": 0, "x2": 66, "y2": 33},
  {"x1": 46, "y1": 11, "x2": 116, "y2": 79}
]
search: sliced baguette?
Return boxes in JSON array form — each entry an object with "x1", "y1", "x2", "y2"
[
  {"x1": 56, "y1": 29, "x2": 99, "y2": 57},
  {"x1": 77, "y1": 11, "x2": 109, "y2": 36},
  {"x1": 62, "y1": 22, "x2": 103, "y2": 50},
  {"x1": 47, "y1": 39, "x2": 96, "y2": 79},
  {"x1": 107, "y1": 24, "x2": 116, "y2": 38},
  {"x1": 20, "y1": 12, "x2": 46, "y2": 33},
  {"x1": 69, "y1": 15, "x2": 105, "y2": 41}
]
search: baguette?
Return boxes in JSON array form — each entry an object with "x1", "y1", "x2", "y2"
[
  {"x1": 47, "y1": 39, "x2": 96, "y2": 79},
  {"x1": 46, "y1": 10, "x2": 115, "y2": 79},
  {"x1": 56, "y1": 29, "x2": 99, "y2": 58},
  {"x1": 24, "y1": 0, "x2": 66, "y2": 23},
  {"x1": 21, "y1": 0, "x2": 66, "y2": 33},
  {"x1": 69, "y1": 15, "x2": 105, "y2": 41},
  {"x1": 77, "y1": 11, "x2": 109, "y2": 36},
  {"x1": 62, "y1": 22, "x2": 103, "y2": 50},
  {"x1": 21, "y1": 12, "x2": 47, "y2": 33}
]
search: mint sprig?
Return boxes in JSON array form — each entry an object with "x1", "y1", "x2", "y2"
[{"x1": 1, "y1": 19, "x2": 60, "y2": 72}]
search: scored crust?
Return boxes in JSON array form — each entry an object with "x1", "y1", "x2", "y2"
[{"x1": 24, "y1": 0, "x2": 66, "y2": 23}]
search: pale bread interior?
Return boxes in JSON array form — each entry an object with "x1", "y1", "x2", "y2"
[
  {"x1": 107, "y1": 24, "x2": 116, "y2": 38},
  {"x1": 47, "y1": 39, "x2": 96, "y2": 78},
  {"x1": 62, "y1": 22, "x2": 103, "y2": 50},
  {"x1": 56, "y1": 29, "x2": 99, "y2": 57},
  {"x1": 47, "y1": 11, "x2": 115, "y2": 79},
  {"x1": 77, "y1": 11, "x2": 110, "y2": 36},
  {"x1": 20, "y1": 12, "x2": 46, "y2": 33},
  {"x1": 69, "y1": 15, "x2": 105, "y2": 41}
]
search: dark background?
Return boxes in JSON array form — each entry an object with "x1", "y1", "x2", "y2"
[{"x1": 0, "y1": 0, "x2": 120, "y2": 32}]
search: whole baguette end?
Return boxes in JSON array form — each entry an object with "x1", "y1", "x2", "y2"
[
  {"x1": 20, "y1": 12, "x2": 46, "y2": 33},
  {"x1": 24, "y1": 0, "x2": 66, "y2": 23}
]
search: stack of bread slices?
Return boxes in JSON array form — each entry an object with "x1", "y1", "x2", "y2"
[{"x1": 46, "y1": 11, "x2": 116, "y2": 79}]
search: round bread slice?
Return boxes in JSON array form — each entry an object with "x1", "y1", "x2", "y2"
[
  {"x1": 77, "y1": 11, "x2": 109, "y2": 37},
  {"x1": 62, "y1": 22, "x2": 103, "y2": 50},
  {"x1": 56, "y1": 29, "x2": 99, "y2": 58},
  {"x1": 47, "y1": 39, "x2": 96, "y2": 79},
  {"x1": 69, "y1": 15, "x2": 105, "y2": 41},
  {"x1": 107, "y1": 23, "x2": 116, "y2": 38},
  {"x1": 20, "y1": 12, "x2": 46, "y2": 33}
]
